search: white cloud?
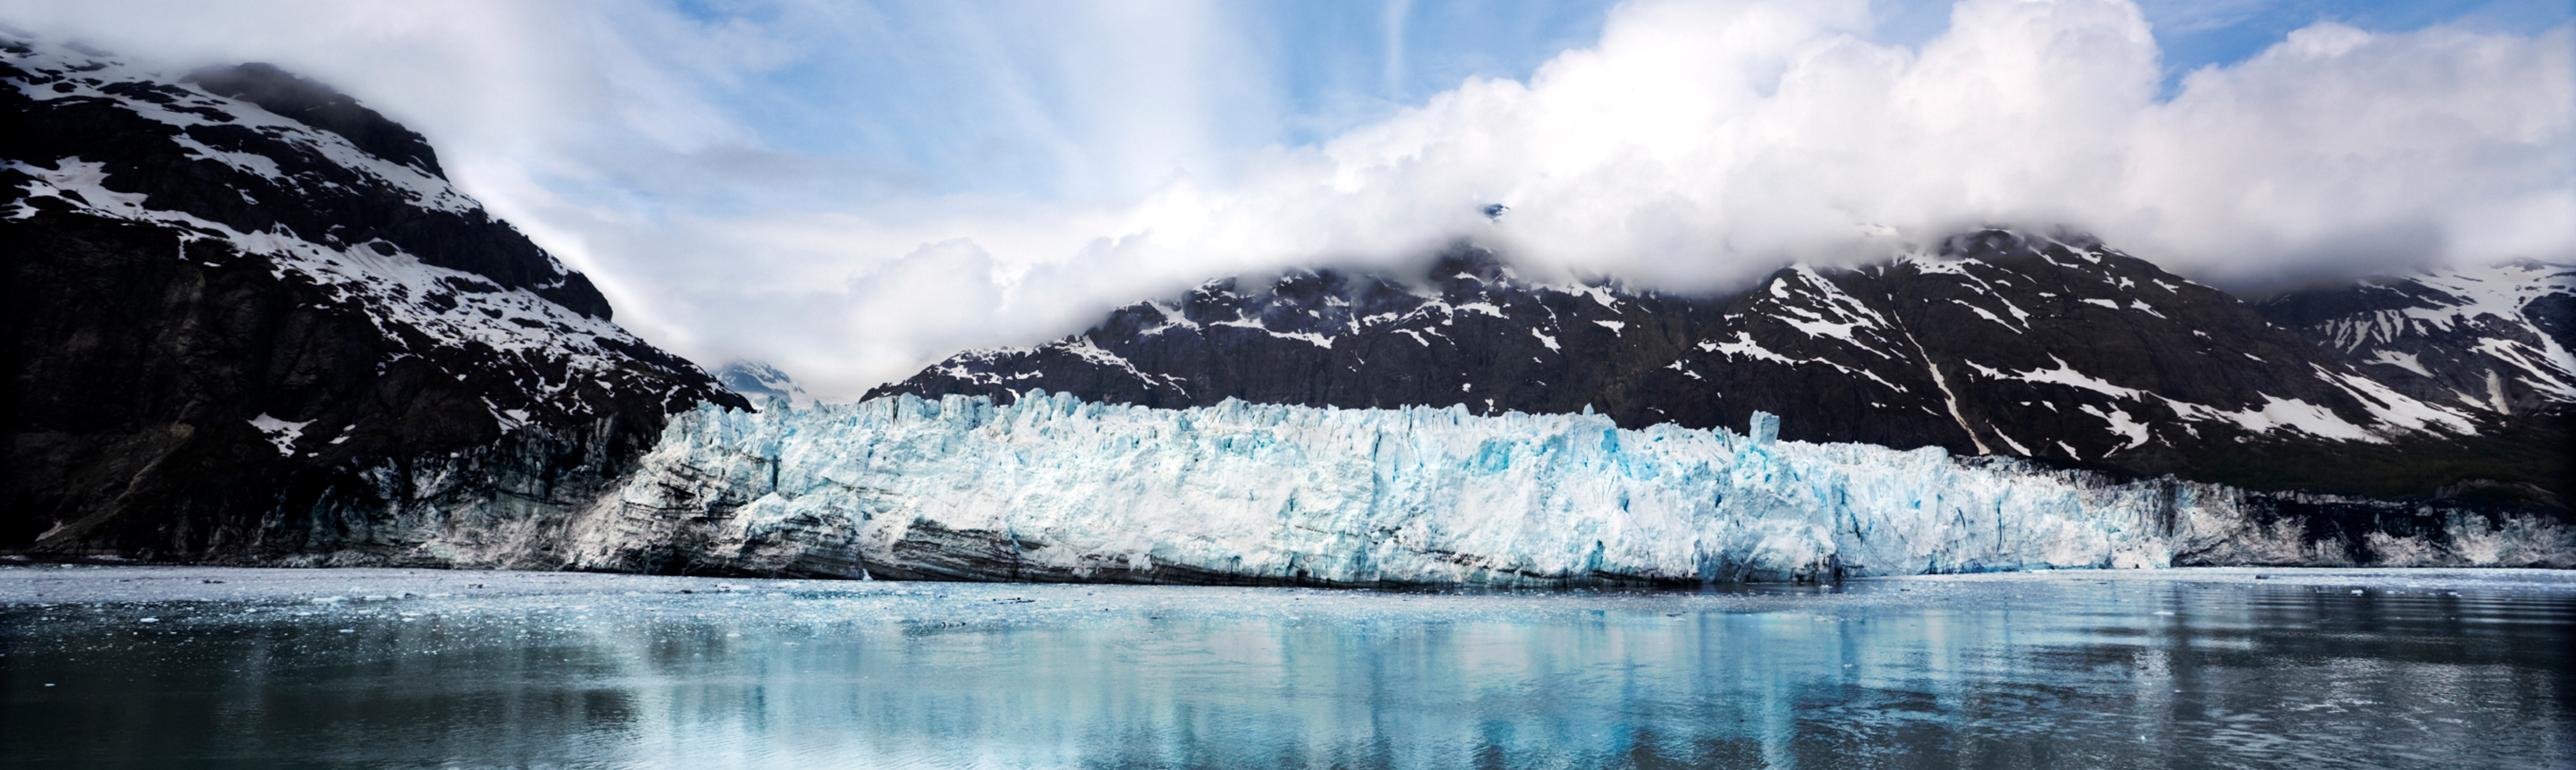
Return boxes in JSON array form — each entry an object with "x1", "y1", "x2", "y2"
[
  {"x1": 4, "y1": 0, "x2": 2567, "y2": 400},
  {"x1": 2126, "y1": 21, "x2": 2576, "y2": 281}
]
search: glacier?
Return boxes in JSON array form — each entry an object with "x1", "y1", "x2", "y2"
[{"x1": 479, "y1": 393, "x2": 2570, "y2": 585}]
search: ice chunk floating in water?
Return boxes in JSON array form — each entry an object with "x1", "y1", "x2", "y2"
[{"x1": 546, "y1": 393, "x2": 2571, "y2": 584}]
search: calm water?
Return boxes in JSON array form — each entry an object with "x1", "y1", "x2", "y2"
[{"x1": 2, "y1": 567, "x2": 2570, "y2": 769}]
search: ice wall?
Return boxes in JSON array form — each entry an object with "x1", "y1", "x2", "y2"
[{"x1": 521, "y1": 393, "x2": 2564, "y2": 585}]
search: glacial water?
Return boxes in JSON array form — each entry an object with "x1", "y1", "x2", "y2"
[{"x1": 2, "y1": 566, "x2": 2570, "y2": 769}]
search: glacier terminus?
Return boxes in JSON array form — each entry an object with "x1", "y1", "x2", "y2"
[{"x1": 455, "y1": 393, "x2": 2576, "y2": 585}]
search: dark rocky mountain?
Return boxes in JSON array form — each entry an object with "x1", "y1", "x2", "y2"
[
  {"x1": 2, "y1": 38, "x2": 745, "y2": 560},
  {"x1": 875, "y1": 231, "x2": 2566, "y2": 503},
  {"x1": 2257, "y1": 259, "x2": 2574, "y2": 417}
]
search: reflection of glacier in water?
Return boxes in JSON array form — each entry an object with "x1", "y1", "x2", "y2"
[
  {"x1": 530, "y1": 394, "x2": 2571, "y2": 583},
  {"x1": 3, "y1": 567, "x2": 2571, "y2": 768}
]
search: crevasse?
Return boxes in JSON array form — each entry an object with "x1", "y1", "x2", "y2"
[{"x1": 541, "y1": 391, "x2": 2553, "y2": 585}]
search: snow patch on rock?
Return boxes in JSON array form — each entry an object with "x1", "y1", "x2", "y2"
[{"x1": 247, "y1": 414, "x2": 313, "y2": 456}]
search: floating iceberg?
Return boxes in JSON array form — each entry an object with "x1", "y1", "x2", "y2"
[{"x1": 523, "y1": 393, "x2": 2568, "y2": 585}]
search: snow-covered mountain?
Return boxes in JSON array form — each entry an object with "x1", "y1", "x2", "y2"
[
  {"x1": 2258, "y1": 259, "x2": 2576, "y2": 416},
  {"x1": 4, "y1": 32, "x2": 2561, "y2": 579},
  {"x1": 714, "y1": 360, "x2": 816, "y2": 407},
  {"x1": 1, "y1": 38, "x2": 744, "y2": 557},
  {"x1": 873, "y1": 231, "x2": 2538, "y2": 499}
]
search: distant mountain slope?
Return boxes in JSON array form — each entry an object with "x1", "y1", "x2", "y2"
[
  {"x1": 714, "y1": 360, "x2": 814, "y2": 407},
  {"x1": 1, "y1": 38, "x2": 745, "y2": 558},
  {"x1": 874, "y1": 231, "x2": 2562, "y2": 501},
  {"x1": 2257, "y1": 259, "x2": 2575, "y2": 415}
]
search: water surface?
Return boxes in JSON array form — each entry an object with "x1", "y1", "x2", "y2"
[{"x1": 3, "y1": 566, "x2": 2570, "y2": 768}]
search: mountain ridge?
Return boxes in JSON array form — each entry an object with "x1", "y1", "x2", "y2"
[
  {"x1": 872, "y1": 231, "x2": 2567, "y2": 504},
  {"x1": 2255, "y1": 258, "x2": 2574, "y2": 416},
  {"x1": 4, "y1": 34, "x2": 2563, "y2": 579},
  {"x1": 1, "y1": 36, "x2": 746, "y2": 559}
]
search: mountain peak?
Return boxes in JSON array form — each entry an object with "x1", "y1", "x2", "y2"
[
  {"x1": 182, "y1": 62, "x2": 443, "y2": 176},
  {"x1": 2257, "y1": 258, "x2": 2576, "y2": 414},
  {"x1": 2, "y1": 37, "x2": 608, "y2": 316},
  {"x1": 715, "y1": 360, "x2": 814, "y2": 407},
  {"x1": 868, "y1": 232, "x2": 2546, "y2": 498},
  {"x1": 3, "y1": 37, "x2": 744, "y2": 556}
]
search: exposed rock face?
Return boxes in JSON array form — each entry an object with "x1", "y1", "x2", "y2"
[
  {"x1": 873, "y1": 231, "x2": 2553, "y2": 500},
  {"x1": 182, "y1": 63, "x2": 447, "y2": 178},
  {"x1": 1, "y1": 38, "x2": 744, "y2": 559},
  {"x1": 2256, "y1": 259, "x2": 2575, "y2": 416}
]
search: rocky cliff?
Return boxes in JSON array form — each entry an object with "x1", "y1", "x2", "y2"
[
  {"x1": 2256, "y1": 259, "x2": 2574, "y2": 415},
  {"x1": 1, "y1": 38, "x2": 745, "y2": 560}
]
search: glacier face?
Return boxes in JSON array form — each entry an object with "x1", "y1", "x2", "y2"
[{"x1": 527, "y1": 393, "x2": 2570, "y2": 585}]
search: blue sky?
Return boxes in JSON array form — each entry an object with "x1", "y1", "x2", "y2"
[
  {"x1": 4, "y1": 0, "x2": 2570, "y2": 394},
  {"x1": 615, "y1": 0, "x2": 1629, "y2": 207},
  {"x1": 637, "y1": 0, "x2": 2572, "y2": 205},
  {"x1": 2131, "y1": 0, "x2": 2573, "y2": 90}
]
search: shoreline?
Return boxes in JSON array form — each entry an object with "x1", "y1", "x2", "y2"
[{"x1": 6, "y1": 561, "x2": 2572, "y2": 605}]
